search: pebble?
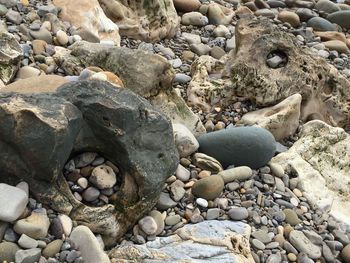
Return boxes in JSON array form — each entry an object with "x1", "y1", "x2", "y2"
[
  {"x1": 252, "y1": 238, "x2": 266, "y2": 250},
  {"x1": 18, "y1": 234, "x2": 38, "y2": 249},
  {"x1": 175, "y1": 164, "x2": 191, "y2": 182},
  {"x1": 42, "y1": 240, "x2": 63, "y2": 258},
  {"x1": 228, "y1": 207, "x2": 249, "y2": 220},
  {"x1": 56, "y1": 29, "x2": 69, "y2": 46},
  {"x1": 0, "y1": 183, "x2": 28, "y2": 222},
  {"x1": 89, "y1": 164, "x2": 117, "y2": 189},
  {"x1": 15, "y1": 248, "x2": 42, "y2": 263},
  {"x1": 165, "y1": 215, "x2": 181, "y2": 226},
  {"x1": 138, "y1": 216, "x2": 158, "y2": 235},
  {"x1": 14, "y1": 210, "x2": 50, "y2": 239},
  {"x1": 191, "y1": 175, "x2": 225, "y2": 200},
  {"x1": 82, "y1": 187, "x2": 100, "y2": 202},
  {"x1": 196, "y1": 198, "x2": 209, "y2": 208},
  {"x1": 0, "y1": 242, "x2": 20, "y2": 262},
  {"x1": 289, "y1": 230, "x2": 322, "y2": 259}
]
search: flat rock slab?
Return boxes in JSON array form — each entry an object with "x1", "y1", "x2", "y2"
[
  {"x1": 271, "y1": 120, "x2": 350, "y2": 227},
  {"x1": 109, "y1": 220, "x2": 254, "y2": 262}
]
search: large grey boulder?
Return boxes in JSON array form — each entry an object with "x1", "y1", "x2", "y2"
[
  {"x1": 0, "y1": 31, "x2": 22, "y2": 84},
  {"x1": 0, "y1": 80, "x2": 179, "y2": 245},
  {"x1": 109, "y1": 220, "x2": 254, "y2": 262}
]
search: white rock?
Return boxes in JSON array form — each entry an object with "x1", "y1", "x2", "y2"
[
  {"x1": 271, "y1": 120, "x2": 350, "y2": 227},
  {"x1": 18, "y1": 234, "x2": 38, "y2": 249},
  {"x1": 58, "y1": 214, "x2": 73, "y2": 236},
  {"x1": 70, "y1": 226, "x2": 110, "y2": 263},
  {"x1": 182, "y1": 12, "x2": 208, "y2": 26},
  {"x1": 16, "y1": 181, "x2": 29, "y2": 197},
  {"x1": 14, "y1": 209, "x2": 50, "y2": 239},
  {"x1": 0, "y1": 183, "x2": 28, "y2": 222},
  {"x1": 17, "y1": 66, "x2": 41, "y2": 79},
  {"x1": 175, "y1": 164, "x2": 191, "y2": 182},
  {"x1": 213, "y1": 25, "x2": 230, "y2": 37},
  {"x1": 173, "y1": 123, "x2": 199, "y2": 157},
  {"x1": 89, "y1": 164, "x2": 116, "y2": 189},
  {"x1": 56, "y1": 29, "x2": 69, "y2": 45},
  {"x1": 182, "y1": 32, "x2": 201, "y2": 44},
  {"x1": 196, "y1": 198, "x2": 209, "y2": 208}
]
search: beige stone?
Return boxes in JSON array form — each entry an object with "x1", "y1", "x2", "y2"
[
  {"x1": 323, "y1": 40, "x2": 349, "y2": 53},
  {"x1": 241, "y1": 94, "x2": 302, "y2": 141},
  {"x1": 271, "y1": 120, "x2": 350, "y2": 227},
  {"x1": 173, "y1": 0, "x2": 201, "y2": 12},
  {"x1": 52, "y1": 0, "x2": 120, "y2": 45},
  {"x1": 1, "y1": 75, "x2": 68, "y2": 94},
  {"x1": 278, "y1": 11, "x2": 300, "y2": 27},
  {"x1": 314, "y1": 31, "x2": 347, "y2": 44}
]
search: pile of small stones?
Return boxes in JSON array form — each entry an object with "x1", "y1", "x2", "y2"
[{"x1": 63, "y1": 152, "x2": 121, "y2": 206}]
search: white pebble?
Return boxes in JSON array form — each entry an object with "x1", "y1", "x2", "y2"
[{"x1": 196, "y1": 198, "x2": 208, "y2": 208}]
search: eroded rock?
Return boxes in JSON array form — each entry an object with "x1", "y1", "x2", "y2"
[{"x1": 271, "y1": 120, "x2": 350, "y2": 227}]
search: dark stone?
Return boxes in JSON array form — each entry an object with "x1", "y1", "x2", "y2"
[
  {"x1": 266, "y1": 0, "x2": 286, "y2": 8},
  {"x1": 197, "y1": 127, "x2": 276, "y2": 169},
  {"x1": 307, "y1": 17, "x2": 337, "y2": 31},
  {"x1": 295, "y1": 8, "x2": 318, "y2": 22},
  {"x1": 327, "y1": 10, "x2": 350, "y2": 30}
]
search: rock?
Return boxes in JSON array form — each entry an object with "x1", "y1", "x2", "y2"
[
  {"x1": 5, "y1": 9, "x2": 22, "y2": 24},
  {"x1": 58, "y1": 214, "x2": 72, "y2": 236},
  {"x1": 148, "y1": 210, "x2": 164, "y2": 236},
  {"x1": 255, "y1": 9, "x2": 277, "y2": 18},
  {"x1": 182, "y1": 12, "x2": 208, "y2": 27},
  {"x1": 218, "y1": 166, "x2": 253, "y2": 183},
  {"x1": 252, "y1": 239, "x2": 266, "y2": 250},
  {"x1": 89, "y1": 71, "x2": 124, "y2": 87},
  {"x1": 296, "y1": 8, "x2": 318, "y2": 21},
  {"x1": 191, "y1": 175, "x2": 224, "y2": 200},
  {"x1": 174, "y1": 73, "x2": 191, "y2": 84},
  {"x1": 156, "y1": 192, "x2": 177, "y2": 211},
  {"x1": 229, "y1": 17, "x2": 350, "y2": 129},
  {"x1": 314, "y1": 31, "x2": 347, "y2": 44},
  {"x1": 18, "y1": 234, "x2": 38, "y2": 249},
  {"x1": 32, "y1": 40, "x2": 47, "y2": 55},
  {"x1": 89, "y1": 165, "x2": 117, "y2": 189},
  {"x1": 207, "y1": 3, "x2": 235, "y2": 25},
  {"x1": 252, "y1": 229, "x2": 273, "y2": 244},
  {"x1": 192, "y1": 153, "x2": 223, "y2": 173},
  {"x1": 56, "y1": 30, "x2": 69, "y2": 46},
  {"x1": 197, "y1": 127, "x2": 276, "y2": 169},
  {"x1": 97, "y1": 0, "x2": 178, "y2": 43},
  {"x1": 17, "y1": 66, "x2": 41, "y2": 79},
  {"x1": 289, "y1": 230, "x2": 322, "y2": 259},
  {"x1": 210, "y1": 46, "x2": 226, "y2": 59},
  {"x1": 271, "y1": 120, "x2": 350, "y2": 226},
  {"x1": 165, "y1": 215, "x2": 181, "y2": 226},
  {"x1": 0, "y1": 4, "x2": 8, "y2": 16},
  {"x1": 29, "y1": 28, "x2": 53, "y2": 44},
  {"x1": 327, "y1": 10, "x2": 350, "y2": 29},
  {"x1": 14, "y1": 210, "x2": 50, "y2": 239},
  {"x1": 315, "y1": 0, "x2": 340, "y2": 14},
  {"x1": 82, "y1": 186, "x2": 100, "y2": 202},
  {"x1": 307, "y1": 17, "x2": 337, "y2": 31},
  {"x1": 213, "y1": 25, "x2": 230, "y2": 37},
  {"x1": 182, "y1": 32, "x2": 201, "y2": 45},
  {"x1": 283, "y1": 209, "x2": 300, "y2": 226},
  {"x1": 0, "y1": 31, "x2": 22, "y2": 84},
  {"x1": 324, "y1": 40, "x2": 349, "y2": 53},
  {"x1": 138, "y1": 216, "x2": 158, "y2": 235},
  {"x1": 278, "y1": 11, "x2": 300, "y2": 27},
  {"x1": 0, "y1": 80, "x2": 178, "y2": 245},
  {"x1": 0, "y1": 183, "x2": 28, "y2": 222},
  {"x1": 15, "y1": 248, "x2": 41, "y2": 263},
  {"x1": 74, "y1": 152, "x2": 97, "y2": 168},
  {"x1": 228, "y1": 207, "x2": 249, "y2": 220},
  {"x1": 341, "y1": 244, "x2": 350, "y2": 263},
  {"x1": 109, "y1": 220, "x2": 253, "y2": 262},
  {"x1": 241, "y1": 94, "x2": 302, "y2": 141},
  {"x1": 0, "y1": 242, "x2": 20, "y2": 262},
  {"x1": 190, "y1": 43, "x2": 211, "y2": 56},
  {"x1": 175, "y1": 164, "x2": 191, "y2": 182},
  {"x1": 173, "y1": 0, "x2": 201, "y2": 12},
  {"x1": 52, "y1": 0, "x2": 120, "y2": 45},
  {"x1": 173, "y1": 123, "x2": 199, "y2": 157},
  {"x1": 70, "y1": 226, "x2": 110, "y2": 263}
]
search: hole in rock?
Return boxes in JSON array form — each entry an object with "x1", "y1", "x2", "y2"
[
  {"x1": 63, "y1": 152, "x2": 122, "y2": 207},
  {"x1": 266, "y1": 50, "x2": 288, "y2": 69}
]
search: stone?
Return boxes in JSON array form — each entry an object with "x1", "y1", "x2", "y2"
[
  {"x1": 228, "y1": 17, "x2": 350, "y2": 129},
  {"x1": 324, "y1": 40, "x2": 349, "y2": 53},
  {"x1": 278, "y1": 11, "x2": 300, "y2": 27},
  {"x1": 14, "y1": 210, "x2": 50, "y2": 239},
  {"x1": 29, "y1": 29, "x2": 53, "y2": 44},
  {"x1": 173, "y1": 123, "x2": 199, "y2": 158},
  {"x1": 182, "y1": 12, "x2": 208, "y2": 27},
  {"x1": 341, "y1": 244, "x2": 350, "y2": 263},
  {"x1": 15, "y1": 248, "x2": 41, "y2": 263},
  {"x1": 207, "y1": 3, "x2": 235, "y2": 25},
  {"x1": 157, "y1": 192, "x2": 177, "y2": 210},
  {"x1": 241, "y1": 94, "x2": 301, "y2": 141},
  {"x1": 18, "y1": 234, "x2": 38, "y2": 249},
  {"x1": 213, "y1": 25, "x2": 230, "y2": 37},
  {"x1": 192, "y1": 153, "x2": 223, "y2": 173},
  {"x1": 0, "y1": 242, "x2": 20, "y2": 262},
  {"x1": 255, "y1": 9, "x2": 277, "y2": 18},
  {"x1": 307, "y1": 17, "x2": 337, "y2": 31},
  {"x1": 289, "y1": 230, "x2": 322, "y2": 259},
  {"x1": 70, "y1": 226, "x2": 110, "y2": 263},
  {"x1": 0, "y1": 80, "x2": 178, "y2": 245},
  {"x1": 228, "y1": 207, "x2": 249, "y2": 220},
  {"x1": 32, "y1": 40, "x2": 47, "y2": 55},
  {"x1": 148, "y1": 210, "x2": 164, "y2": 236},
  {"x1": 252, "y1": 230, "x2": 272, "y2": 244},
  {"x1": 175, "y1": 164, "x2": 190, "y2": 182},
  {"x1": 138, "y1": 216, "x2": 158, "y2": 235},
  {"x1": 327, "y1": 10, "x2": 350, "y2": 30},
  {"x1": 17, "y1": 66, "x2": 41, "y2": 79},
  {"x1": 97, "y1": 0, "x2": 178, "y2": 43},
  {"x1": 198, "y1": 126, "x2": 276, "y2": 169},
  {"x1": 74, "y1": 152, "x2": 97, "y2": 168},
  {"x1": 174, "y1": 73, "x2": 191, "y2": 84},
  {"x1": 89, "y1": 165, "x2": 117, "y2": 189},
  {"x1": 0, "y1": 183, "x2": 28, "y2": 222},
  {"x1": 314, "y1": 31, "x2": 347, "y2": 44},
  {"x1": 283, "y1": 209, "x2": 300, "y2": 226},
  {"x1": 0, "y1": 4, "x2": 8, "y2": 16},
  {"x1": 82, "y1": 187, "x2": 100, "y2": 202},
  {"x1": 56, "y1": 30, "x2": 69, "y2": 46},
  {"x1": 252, "y1": 239, "x2": 266, "y2": 250},
  {"x1": 190, "y1": 43, "x2": 211, "y2": 56},
  {"x1": 58, "y1": 214, "x2": 73, "y2": 236},
  {"x1": 191, "y1": 175, "x2": 224, "y2": 200},
  {"x1": 5, "y1": 9, "x2": 22, "y2": 24},
  {"x1": 2, "y1": 75, "x2": 68, "y2": 94},
  {"x1": 0, "y1": 31, "x2": 22, "y2": 84},
  {"x1": 182, "y1": 32, "x2": 201, "y2": 45},
  {"x1": 210, "y1": 46, "x2": 226, "y2": 59},
  {"x1": 271, "y1": 120, "x2": 350, "y2": 227},
  {"x1": 218, "y1": 166, "x2": 253, "y2": 183},
  {"x1": 296, "y1": 8, "x2": 318, "y2": 22},
  {"x1": 165, "y1": 215, "x2": 181, "y2": 226},
  {"x1": 109, "y1": 220, "x2": 253, "y2": 262},
  {"x1": 53, "y1": 0, "x2": 120, "y2": 45},
  {"x1": 173, "y1": 0, "x2": 201, "y2": 12},
  {"x1": 315, "y1": 0, "x2": 340, "y2": 14}
]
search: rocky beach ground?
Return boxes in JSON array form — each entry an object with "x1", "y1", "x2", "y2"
[{"x1": 0, "y1": 0, "x2": 350, "y2": 263}]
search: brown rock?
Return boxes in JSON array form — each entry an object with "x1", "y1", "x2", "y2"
[
  {"x1": 341, "y1": 244, "x2": 350, "y2": 263},
  {"x1": 278, "y1": 10, "x2": 300, "y2": 27},
  {"x1": 191, "y1": 175, "x2": 224, "y2": 200},
  {"x1": 324, "y1": 40, "x2": 349, "y2": 53},
  {"x1": 32, "y1": 39, "x2": 48, "y2": 55},
  {"x1": 314, "y1": 31, "x2": 347, "y2": 44},
  {"x1": 173, "y1": 0, "x2": 201, "y2": 12}
]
